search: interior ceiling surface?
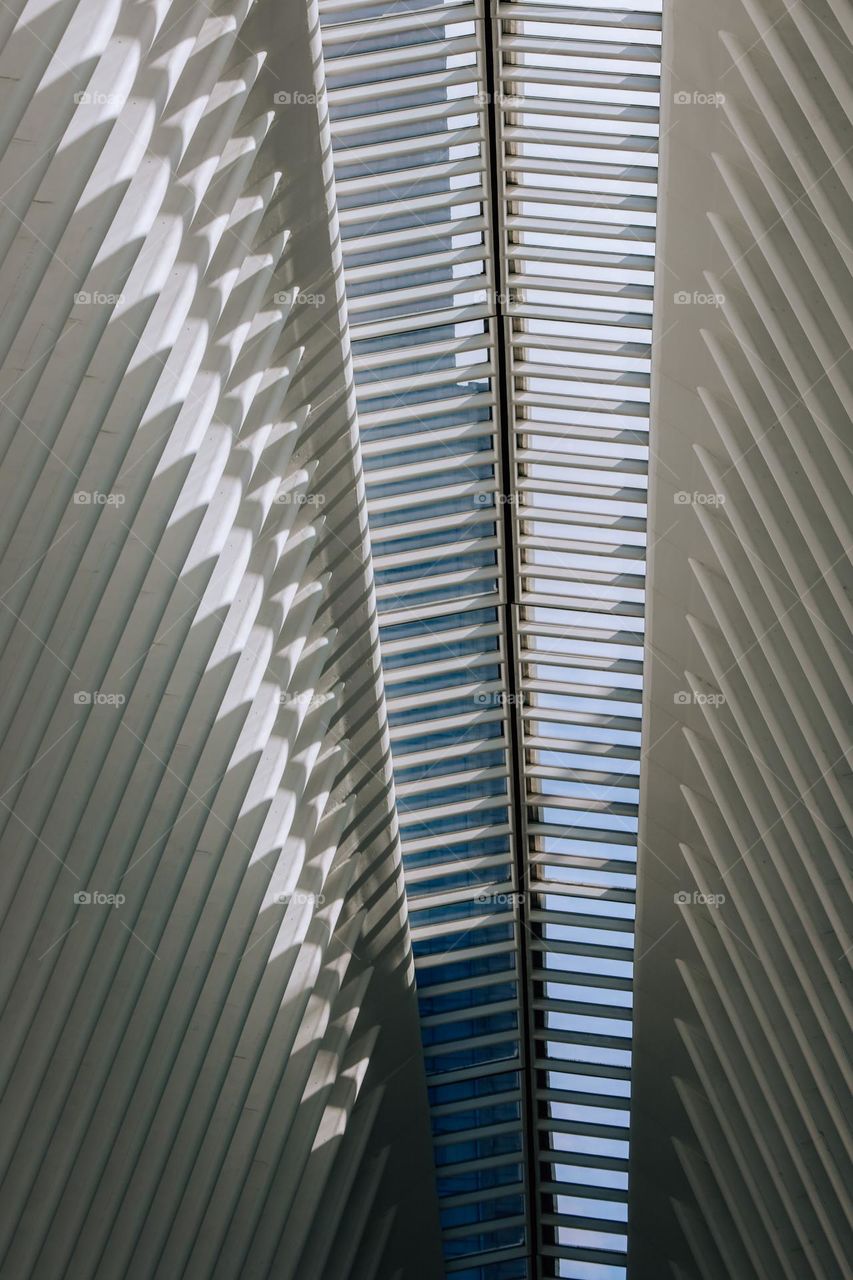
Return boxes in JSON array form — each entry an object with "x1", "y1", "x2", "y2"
[
  {"x1": 630, "y1": 0, "x2": 852, "y2": 1277},
  {"x1": 0, "y1": 1, "x2": 444, "y2": 1277},
  {"x1": 320, "y1": 1, "x2": 661, "y2": 1275}
]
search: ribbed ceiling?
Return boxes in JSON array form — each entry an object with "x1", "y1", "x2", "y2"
[{"x1": 629, "y1": 0, "x2": 852, "y2": 1275}]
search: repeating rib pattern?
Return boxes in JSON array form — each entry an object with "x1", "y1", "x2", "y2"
[
  {"x1": 631, "y1": 0, "x2": 852, "y2": 1276},
  {"x1": 0, "y1": 2, "x2": 441, "y2": 1277}
]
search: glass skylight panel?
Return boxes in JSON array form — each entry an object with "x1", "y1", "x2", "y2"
[
  {"x1": 321, "y1": 0, "x2": 659, "y2": 1274},
  {"x1": 320, "y1": 2, "x2": 530, "y2": 1274},
  {"x1": 496, "y1": 0, "x2": 660, "y2": 1274}
]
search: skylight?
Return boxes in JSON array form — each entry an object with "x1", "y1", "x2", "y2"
[{"x1": 320, "y1": 1, "x2": 661, "y2": 1273}]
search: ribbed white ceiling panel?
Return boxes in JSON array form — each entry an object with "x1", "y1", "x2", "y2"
[
  {"x1": 629, "y1": 0, "x2": 852, "y2": 1275},
  {"x1": 0, "y1": 1, "x2": 445, "y2": 1277}
]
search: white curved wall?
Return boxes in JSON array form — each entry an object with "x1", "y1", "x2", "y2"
[
  {"x1": 0, "y1": 2, "x2": 442, "y2": 1277},
  {"x1": 631, "y1": 0, "x2": 852, "y2": 1276}
]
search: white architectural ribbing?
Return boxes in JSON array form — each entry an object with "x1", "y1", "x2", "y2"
[
  {"x1": 631, "y1": 0, "x2": 852, "y2": 1276},
  {"x1": 0, "y1": 2, "x2": 442, "y2": 1278}
]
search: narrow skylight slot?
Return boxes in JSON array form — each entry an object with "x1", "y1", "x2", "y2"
[
  {"x1": 499, "y1": 1, "x2": 660, "y2": 1275},
  {"x1": 320, "y1": 1, "x2": 660, "y2": 1275},
  {"x1": 321, "y1": 2, "x2": 529, "y2": 1274}
]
